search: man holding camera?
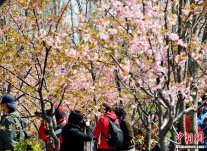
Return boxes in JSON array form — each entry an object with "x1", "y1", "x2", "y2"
[{"x1": 61, "y1": 110, "x2": 92, "y2": 151}]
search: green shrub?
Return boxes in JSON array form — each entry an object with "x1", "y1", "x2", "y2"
[{"x1": 14, "y1": 139, "x2": 43, "y2": 151}]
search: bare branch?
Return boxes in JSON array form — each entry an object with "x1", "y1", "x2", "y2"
[{"x1": 0, "y1": 65, "x2": 34, "y2": 89}]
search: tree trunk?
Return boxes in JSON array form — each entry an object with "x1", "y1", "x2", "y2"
[
  {"x1": 179, "y1": 98, "x2": 186, "y2": 145},
  {"x1": 189, "y1": 112, "x2": 198, "y2": 151},
  {"x1": 146, "y1": 117, "x2": 151, "y2": 151},
  {"x1": 159, "y1": 136, "x2": 168, "y2": 151},
  {"x1": 170, "y1": 128, "x2": 176, "y2": 151},
  {"x1": 190, "y1": 91, "x2": 198, "y2": 151}
]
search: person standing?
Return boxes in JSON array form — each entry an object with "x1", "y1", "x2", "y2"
[
  {"x1": 114, "y1": 106, "x2": 135, "y2": 151},
  {"x1": 0, "y1": 94, "x2": 26, "y2": 151},
  {"x1": 61, "y1": 110, "x2": 92, "y2": 151},
  {"x1": 197, "y1": 100, "x2": 207, "y2": 145},
  {"x1": 93, "y1": 103, "x2": 118, "y2": 151},
  {"x1": 38, "y1": 104, "x2": 67, "y2": 151}
]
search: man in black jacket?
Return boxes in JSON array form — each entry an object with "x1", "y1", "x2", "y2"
[{"x1": 61, "y1": 110, "x2": 92, "y2": 151}]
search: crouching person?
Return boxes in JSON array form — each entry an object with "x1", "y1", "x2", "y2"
[
  {"x1": 61, "y1": 110, "x2": 93, "y2": 151},
  {"x1": 0, "y1": 94, "x2": 26, "y2": 151}
]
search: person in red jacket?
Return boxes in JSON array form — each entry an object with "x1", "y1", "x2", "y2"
[
  {"x1": 93, "y1": 103, "x2": 118, "y2": 151},
  {"x1": 38, "y1": 104, "x2": 67, "y2": 151},
  {"x1": 185, "y1": 102, "x2": 201, "y2": 133}
]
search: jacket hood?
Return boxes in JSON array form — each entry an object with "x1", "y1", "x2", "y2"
[
  {"x1": 104, "y1": 112, "x2": 117, "y2": 120},
  {"x1": 68, "y1": 110, "x2": 84, "y2": 126}
]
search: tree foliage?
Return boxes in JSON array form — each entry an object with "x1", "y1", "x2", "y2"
[{"x1": 0, "y1": 0, "x2": 207, "y2": 150}]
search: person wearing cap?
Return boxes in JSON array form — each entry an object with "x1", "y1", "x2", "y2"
[
  {"x1": 61, "y1": 110, "x2": 93, "y2": 151},
  {"x1": 38, "y1": 104, "x2": 68, "y2": 151},
  {"x1": 0, "y1": 94, "x2": 26, "y2": 151},
  {"x1": 93, "y1": 103, "x2": 118, "y2": 151}
]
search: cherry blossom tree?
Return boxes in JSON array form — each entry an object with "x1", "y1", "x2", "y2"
[
  {"x1": 77, "y1": 0, "x2": 207, "y2": 150},
  {"x1": 1, "y1": 0, "x2": 207, "y2": 150},
  {"x1": 0, "y1": 0, "x2": 93, "y2": 150}
]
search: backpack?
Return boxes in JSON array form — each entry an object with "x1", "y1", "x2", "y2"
[
  {"x1": 8, "y1": 115, "x2": 28, "y2": 140},
  {"x1": 102, "y1": 116, "x2": 124, "y2": 149},
  {"x1": 15, "y1": 117, "x2": 30, "y2": 140}
]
